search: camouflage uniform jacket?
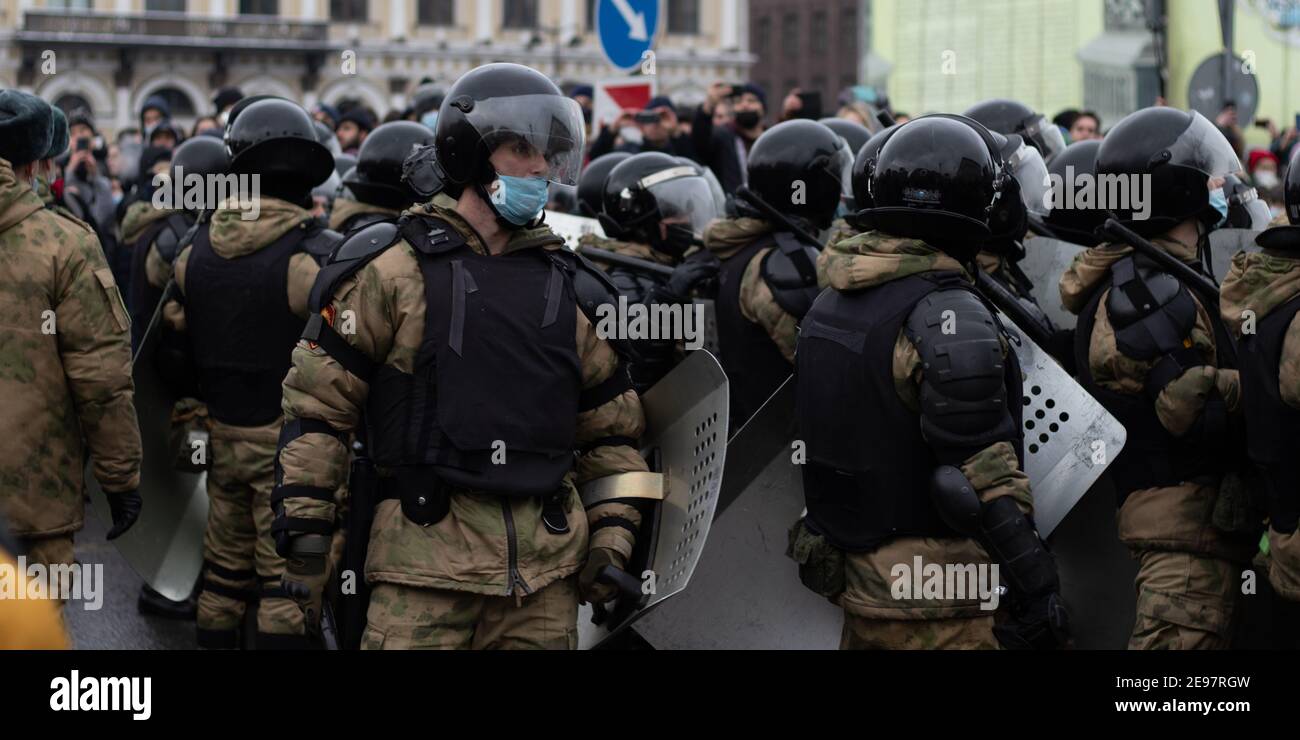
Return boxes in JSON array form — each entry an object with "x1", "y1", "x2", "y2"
[
  {"x1": 277, "y1": 199, "x2": 648, "y2": 596},
  {"x1": 1221, "y1": 248, "x2": 1300, "y2": 599},
  {"x1": 328, "y1": 198, "x2": 400, "y2": 233},
  {"x1": 703, "y1": 216, "x2": 799, "y2": 362},
  {"x1": 0, "y1": 158, "x2": 141, "y2": 537},
  {"x1": 817, "y1": 230, "x2": 1032, "y2": 619},
  {"x1": 1060, "y1": 236, "x2": 1251, "y2": 562}
]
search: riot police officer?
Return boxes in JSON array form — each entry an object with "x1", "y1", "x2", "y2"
[
  {"x1": 1060, "y1": 107, "x2": 1255, "y2": 649},
  {"x1": 1032, "y1": 139, "x2": 1105, "y2": 247},
  {"x1": 1219, "y1": 146, "x2": 1300, "y2": 648},
  {"x1": 130, "y1": 134, "x2": 228, "y2": 348},
  {"x1": 332, "y1": 120, "x2": 436, "y2": 233},
  {"x1": 166, "y1": 97, "x2": 341, "y2": 648},
  {"x1": 706, "y1": 119, "x2": 849, "y2": 427},
  {"x1": 592, "y1": 151, "x2": 721, "y2": 391},
  {"x1": 274, "y1": 63, "x2": 652, "y2": 650},
  {"x1": 793, "y1": 114, "x2": 1068, "y2": 650},
  {"x1": 965, "y1": 98, "x2": 1067, "y2": 163}
]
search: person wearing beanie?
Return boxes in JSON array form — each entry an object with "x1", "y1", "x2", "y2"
[
  {"x1": 334, "y1": 106, "x2": 376, "y2": 155},
  {"x1": 0, "y1": 90, "x2": 143, "y2": 612},
  {"x1": 212, "y1": 86, "x2": 243, "y2": 119},
  {"x1": 312, "y1": 102, "x2": 340, "y2": 130},
  {"x1": 140, "y1": 93, "x2": 171, "y2": 135},
  {"x1": 693, "y1": 80, "x2": 769, "y2": 194}
]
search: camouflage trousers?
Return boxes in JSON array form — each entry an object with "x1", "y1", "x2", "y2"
[
  {"x1": 361, "y1": 576, "x2": 579, "y2": 650},
  {"x1": 840, "y1": 612, "x2": 999, "y2": 650},
  {"x1": 1128, "y1": 549, "x2": 1238, "y2": 650},
  {"x1": 196, "y1": 423, "x2": 304, "y2": 649},
  {"x1": 17, "y1": 534, "x2": 75, "y2": 614}
]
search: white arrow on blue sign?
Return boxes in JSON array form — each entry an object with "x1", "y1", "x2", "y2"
[{"x1": 596, "y1": 0, "x2": 661, "y2": 72}]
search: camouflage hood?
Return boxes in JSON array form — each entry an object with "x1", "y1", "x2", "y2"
[
  {"x1": 1059, "y1": 236, "x2": 1198, "y2": 315},
  {"x1": 120, "y1": 198, "x2": 174, "y2": 245},
  {"x1": 0, "y1": 158, "x2": 44, "y2": 235},
  {"x1": 703, "y1": 217, "x2": 774, "y2": 259},
  {"x1": 817, "y1": 229, "x2": 969, "y2": 292},
  {"x1": 208, "y1": 196, "x2": 314, "y2": 258},
  {"x1": 328, "y1": 197, "x2": 398, "y2": 232},
  {"x1": 1220, "y1": 249, "x2": 1300, "y2": 334}
]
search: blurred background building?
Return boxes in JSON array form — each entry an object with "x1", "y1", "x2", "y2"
[{"x1": 0, "y1": 0, "x2": 755, "y2": 132}]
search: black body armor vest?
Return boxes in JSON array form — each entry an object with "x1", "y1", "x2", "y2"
[
  {"x1": 797, "y1": 271, "x2": 1024, "y2": 552},
  {"x1": 1237, "y1": 293, "x2": 1300, "y2": 534},
  {"x1": 184, "y1": 222, "x2": 307, "y2": 426}
]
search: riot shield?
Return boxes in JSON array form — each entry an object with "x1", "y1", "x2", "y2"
[
  {"x1": 85, "y1": 287, "x2": 208, "y2": 601},
  {"x1": 1020, "y1": 236, "x2": 1086, "y2": 330},
  {"x1": 1208, "y1": 228, "x2": 1261, "y2": 281},
  {"x1": 545, "y1": 210, "x2": 605, "y2": 250},
  {"x1": 631, "y1": 315, "x2": 1128, "y2": 649},
  {"x1": 577, "y1": 349, "x2": 729, "y2": 649}
]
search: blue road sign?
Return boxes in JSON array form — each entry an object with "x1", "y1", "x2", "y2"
[{"x1": 596, "y1": 0, "x2": 661, "y2": 72}]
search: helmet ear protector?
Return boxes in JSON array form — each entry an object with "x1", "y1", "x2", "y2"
[{"x1": 859, "y1": 113, "x2": 1012, "y2": 233}]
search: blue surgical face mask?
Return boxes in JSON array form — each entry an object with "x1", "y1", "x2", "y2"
[
  {"x1": 489, "y1": 175, "x2": 550, "y2": 226},
  {"x1": 420, "y1": 111, "x2": 438, "y2": 130},
  {"x1": 1208, "y1": 188, "x2": 1229, "y2": 228}
]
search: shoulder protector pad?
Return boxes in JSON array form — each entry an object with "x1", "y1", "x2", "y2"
[
  {"x1": 154, "y1": 221, "x2": 184, "y2": 263},
  {"x1": 760, "y1": 231, "x2": 822, "y2": 321},
  {"x1": 1106, "y1": 255, "x2": 1197, "y2": 360},
  {"x1": 398, "y1": 214, "x2": 469, "y2": 256},
  {"x1": 552, "y1": 250, "x2": 638, "y2": 361},
  {"x1": 308, "y1": 220, "x2": 402, "y2": 312},
  {"x1": 300, "y1": 221, "x2": 344, "y2": 263},
  {"x1": 905, "y1": 287, "x2": 1018, "y2": 461},
  {"x1": 607, "y1": 266, "x2": 663, "y2": 306}
]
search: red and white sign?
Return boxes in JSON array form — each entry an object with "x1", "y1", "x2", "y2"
[{"x1": 592, "y1": 77, "x2": 657, "y2": 131}]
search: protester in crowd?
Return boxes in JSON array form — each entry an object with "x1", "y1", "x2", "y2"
[{"x1": 694, "y1": 81, "x2": 768, "y2": 193}]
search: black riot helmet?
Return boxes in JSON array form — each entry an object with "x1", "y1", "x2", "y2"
[
  {"x1": 864, "y1": 114, "x2": 1009, "y2": 260},
  {"x1": 965, "y1": 98, "x2": 1066, "y2": 163},
  {"x1": 334, "y1": 152, "x2": 357, "y2": 179},
  {"x1": 411, "y1": 82, "x2": 447, "y2": 119},
  {"x1": 1095, "y1": 107, "x2": 1243, "y2": 238},
  {"x1": 850, "y1": 124, "x2": 898, "y2": 211},
  {"x1": 745, "y1": 119, "x2": 853, "y2": 230},
  {"x1": 674, "y1": 155, "x2": 727, "y2": 219},
  {"x1": 1221, "y1": 173, "x2": 1272, "y2": 231},
  {"x1": 1035, "y1": 139, "x2": 1105, "y2": 245},
  {"x1": 225, "y1": 97, "x2": 334, "y2": 201},
  {"x1": 169, "y1": 135, "x2": 229, "y2": 181},
  {"x1": 434, "y1": 63, "x2": 585, "y2": 193},
  {"x1": 818, "y1": 117, "x2": 873, "y2": 157},
  {"x1": 1256, "y1": 145, "x2": 1300, "y2": 249},
  {"x1": 599, "y1": 151, "x2": 721, "y2": 259},
  {"x1": 577, "y1": 151, "x2": 632, "y2": 217},
  {"x1": 344, "y1": 121, "x2": 436, "y2": 209}
]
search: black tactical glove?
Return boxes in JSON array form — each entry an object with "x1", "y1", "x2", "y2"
[
  {"x1": 105, "y1": 489, "x2": 142, "y2": 540},
  {"x1": 281, "y1": 533, "x2": 332, "y2": 635},
  {"x1": 979, "y1": 497, "x2": 1070, "y2": 650},
  {"x1": 995, "y1": 591, "x2": 1070, "y2": 650},
  {"x1": 652, "y1": 259, "x2": 720, "y2": 306},
  {"x1": 578, "y1": 547, "x2": 627, "y2": 605}
]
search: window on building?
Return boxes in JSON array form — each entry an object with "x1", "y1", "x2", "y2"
[
  {"x1": 146, "y1": 0, "x2": 186, "y2": 10},
  {"x1": 502, "y1": 0, "x2": 538, "y2": 29},
  {"x1": 810, "y1": 10, "x2": 827, "y2": 56},
  {"x1": 240, "y1": 0, "x2": 278, "y2": 15},
  {"x1": 586, "y1": 0, "x2": 596, "y2": 32},
  {"x1": 148, "y1": 87, "x2": 197, "y2": 119},
  {"x1": 756, "y1": 14, "x2": 770, "y2": 55},
  {"x1": 417, "y1": 0, "x2": 454, "y2": 26},
  {"x1": 54, "y1": 94, "x2": 92, "y2": 115},
  {"x1": 330, "y1": 0, "x2": 367, "y2": 22},
  {"x1": 668, "y1": 0, "x2": 699, "y2": 34},
  {"x1": 46, "y1": 0, "x2": 92, "y2": 8},
  {"x1": 781, "y1": 12, "x2": 798, "y2": 55},
  {"x1": 840, "y1": 4, "x2": 857, "y2": 53}
]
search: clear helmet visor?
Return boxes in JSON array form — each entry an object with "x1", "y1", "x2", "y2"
[
  {"x1": 647, "y1": 173, "x2": 721, "y2": 239},
  {"x1": 1023, "y1": 114, "x2": 1067, "y2": 162},
  {"x1": 1006, "y1": 139, "x2": 1052, "y2": 218},
  {"x1": 1166, "y1": 111, "x2": 1245, "y2": 180},
  {"x1": 468, "y1": 94, "x2": 586, "y2": 186}
]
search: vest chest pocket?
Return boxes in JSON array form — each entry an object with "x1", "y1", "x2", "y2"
[{"x1": 94, "y1": 268, "x2": 130, "y2": 333}]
